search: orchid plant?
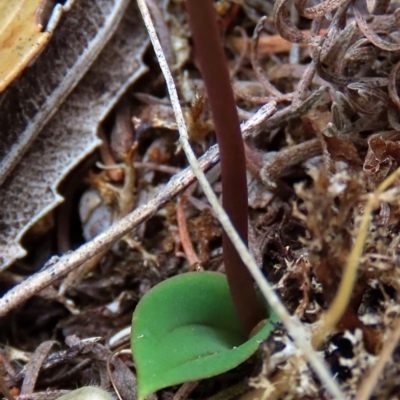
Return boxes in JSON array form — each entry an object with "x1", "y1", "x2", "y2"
[{"x1": 131, "y1": 2, "x2": 277, "y2": 399}]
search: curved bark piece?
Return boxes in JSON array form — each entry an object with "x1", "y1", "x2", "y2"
[
  {"x1": 0, "y1": 1, "x2": 149, "y2": 270},
  {"x1": 0, "y1": 0, "x2": 130, "y2": 186}
]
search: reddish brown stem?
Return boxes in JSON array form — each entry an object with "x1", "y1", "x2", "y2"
[
  {"x1": 185, "y1": 0, "x2": 265, "y2": 335},
  {"x1": 177, "y1": 195, "x2": 201, "y2": 269}
]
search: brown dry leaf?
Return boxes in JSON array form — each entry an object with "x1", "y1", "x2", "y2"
[
  {"x1": 0, "y1": 0, "x2": 56, "y2": 92},
  {"x1": 323, "y1": 133, "x2": 363, "y2": 169},
  {"x1": 109, "y1": 356, "x2": 138, "y2": 400},
  {"x1": 21, "y1": 341, "x2": 58, "y2": 395},
  {"x1": 247, "y1": 173, "x2": 273, "y2": 209},
  {"x1": 0, "y1": 1, "x2": 148, "y2": 269},
  {"x1": 364, "y1": 134, "x2": 400, "y2": 183},
  {"x1": 64, "y1": 336, "x2": 137, "y2": 394},
  {"x1": 0, "y1": 0, "x2": 130, "y2": 188}
]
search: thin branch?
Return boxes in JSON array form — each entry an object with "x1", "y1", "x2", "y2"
[
  {"x1": 145, "y1": 0, "x2": 174, "y2": 67},
  {"x1": 135, "y1": 1, "x2": 345, "y2": 399}
]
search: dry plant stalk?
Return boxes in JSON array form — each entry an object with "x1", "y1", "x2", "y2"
[
  {"x1": 0, "y1": 0, "x2": 146, "y2": 270},
  {"x1": 313, "y1": 167, "x2": 400, "y2": 347}
]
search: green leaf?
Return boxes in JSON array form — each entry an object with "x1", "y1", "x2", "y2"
[{"x1": 131, "y1": 272, "x2": 278, "y2": 400}]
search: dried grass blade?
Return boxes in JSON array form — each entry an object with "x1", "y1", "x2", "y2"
[
  {"x1": 353, "y1": 2, "x2": 400, "y2": 51},
  {"x1": 251, "y1": 17, "x2": 287, "y2": 100},
  {"x1": 295, "y1": 0, "x2": 349, "y2": 19},
  {"x1": 273, "y1": 0, "x2": 321, "y2": 45}
]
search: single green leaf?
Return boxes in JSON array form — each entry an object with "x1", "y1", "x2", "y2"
[{"x1": 131, "y1": 272, "x2": 278, "y2": 400}]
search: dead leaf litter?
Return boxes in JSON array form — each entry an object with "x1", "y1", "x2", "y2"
[{"x1": 1, "y1": 0, "x2": 400, "y2": 399}]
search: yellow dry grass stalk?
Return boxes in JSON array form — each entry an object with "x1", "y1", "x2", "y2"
[{"x1": 313, "y1": 167, "x2": 400, "y2": 348}]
